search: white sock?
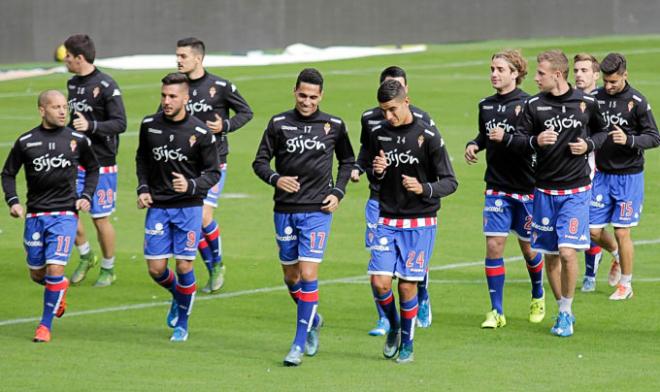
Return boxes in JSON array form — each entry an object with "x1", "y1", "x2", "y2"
[
  {"x1": 612, "y1": 250, "x2": 620, "y2": 262},
  {"x1": 559, "y1": 296, "x2": 573, "y2": 315},
  {"x1": 78, "y1": 242, "x2": 91, "y2": 256},
  {"x1": 101, "y1": 257, "x2": 115, "y2": 269},
  {"x1": 620, "y1": 274, "x2": 632, "y2": 287}
]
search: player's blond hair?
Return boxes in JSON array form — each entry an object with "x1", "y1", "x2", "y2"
[
  {"x1": 573, "y1": 53, "x2": 600, "y2": 73},
  {"x1": 537, "y1": 50, "x2": 569, "y2": 80},
  {"x1": 492, "y1": 49, "x2": 528, "y2": 86}
]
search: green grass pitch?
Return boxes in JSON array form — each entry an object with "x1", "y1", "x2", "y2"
[{"x1": 1, "y1": 35, "x2": 660, "y2": 391}]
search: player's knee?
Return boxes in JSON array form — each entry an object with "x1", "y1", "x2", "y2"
[
  {"x1": 175, "y1": 260, "x2": 193, "y2": 274},
  {"x1": 397, "y1": 280, "x2": 417, "y2": 300},
  {"x1": 202, "y1": 210, "x2": 213, "y2": 227},
  {"x1": 29, "y1": 270, "x2": 45, "y2": 284},
  {"x1": 521, "y1": 247, "x2": 536, "y2": 261},
  {"x1": 147, "y1": 263, "x2": 165, "y2": 278},
  {"x1": 614, "y1": 228, "x2": 631, "y2": 241},
  {"x1": 282, "y1": 268, "x2": 300, "y2": 286},
  {"x1": 486, "y1": 236, "x2": 505, "y2": 257},
  {"x1": 370, "y1": 275, "x2": 391, "y2": 293}
]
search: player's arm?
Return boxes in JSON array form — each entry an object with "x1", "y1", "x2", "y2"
[
  {"x1": 78, "y1": 137, "x2": 100, "y2": 201},
  {"x1": 90, "y1": 84, "x2": 127, "y2": 136},
  {"x1": 630, "y1": 98, "x2": 660, "y2": 150},
  {"x1": 186, "y1": 133, "x2": 221, "y2": 196},
  {"x1": 465, "y1": 107, "x2": 487, "y2": 163},
  {"x1": 1, "y1": 140, "x2": 24, "y2": 213},
  {"x1": 224, "y1": 84, "x2": 254, "y2": 133},
  {"x1": 332, "y1": 122, "x2": 356, "y2": 201},
  {"x1": 505, "y1": 102, "x2": 538, "y2": 153},
  {"x1": 353, "y1": 117, "x2": 373, "y2": 176},
  {"x1": 252, "y1": 119, "x2": 280, "y2": 186},
  {"x1": 366, "y1": 131, "x2": 387, "y2": 183},
  {"x1": 585, "y1": 100, "x2": 608, "y2": 152},
  {"x1": 135, "y1": 122, "x2": 152, "y2": 196},
  {"x1": 424, "y1": 129, "x2": 458, "y2": 199}
]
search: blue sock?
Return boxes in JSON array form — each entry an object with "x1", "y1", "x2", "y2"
[
  {"x1": 153, "y1": 268, "x2": 177, "y2": 296},
  {"x1": 585, "y1": 243, "x2": 602, "y2": 279},
  {"x1": 376, "y1": 289, "x2": 399, "y2": 330},
  {"x1": 400, "y1": 297, "x2": 418, "y2": 345},
  {"x1": 292, "y1": 279, "x2": 318, "y2": 349},
  {"x1": 417, "y1": 271, "x2": 429, "y2": 303},
  {"x1": 371, "y1": 285, "x2": 386, "y2": 319},
  {"x1": 286, "y1": 280, "x2": 320, "y2": 326},
  {"x1": 173, "y1": 270, "x2": 196, "y2": 330},
  {"x1": 485, "y1": 258, "x2": 505, "y2": 314},
  {"x1": 41, "y1": 275, "x2": 66, "y2": 329},
  {"x1": 198, "y1": 238, "x2": 214, "y2": 273},
  {"x1": 202, "y1": 220, "x2": 222, "y2": 267},
  {"x1": 525, "y1": 253, "x2": 544, "y2": 299}
]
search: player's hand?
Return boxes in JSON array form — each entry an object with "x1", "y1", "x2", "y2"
[
  {"x1": 172, "y1": 172, "x2": 189, "y2": 193},
  {"x1": 537, "y1": 127, "x2": 558, "y2": 147},
  {"x1": 321, "y1": 194, "x2": 340, "y2": 213},
  {"x1": 76, "y1": 198, "x2": 91, "y2": 212},
  {"x1": 137, "y1": 193, "x2": 153, "y2": 209},
  {"x1": 276, "y1": 176, "x2": 300, "y2": 193},
  {"x1": 568, "y1": 137, "x2": 588, "y2": 155},
  {"x1": 350, "y1": 169, "x2": 360, "y2": 183},
  {"x1": 402, "y1": 174, "x2": 423, "y2": 195},
  {"x1": 72, "y1": 111, "x2": 90, "y2": 132},
  {"x1": 488, "y1": 127, "x2": 505, "y2": 143},
  {"x1": 206, "y1": 114, "x2": 224, "y2": 134},
  {"x1": 9, "y1": 204, "x2": 24, "y2": 218},
  {"x1": 609, "y1": 125, "x2": 628, "y2": 145},
  {"x1": 373, "y1": 150, "x2": 388, "y2": 175},
  {"x1": 464, "y1": 144, "x2": 479, "y2": 164}
]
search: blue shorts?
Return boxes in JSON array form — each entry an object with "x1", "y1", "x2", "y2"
[
  {"x1": 144, "y1": 207, "x2": 203, "y2": 261},
  {"x1": 77, "y1": 166, "x2": 118, "y2": 218},
  {"x1": 364, "y1": 199, "x2": 379, "y2": 248},
  {"x1": 590, "y1": 171, "x2": 644, "y2": 228},
  {"x1": 368, "y1": 223, "x2": 436, "y2": 281},
  {"x1": 531, "y1": 190, "x2": 590, "y2": 254},
  {"x1": 483, "y1": 195, "x2": 533, "y2": 241},
  {"x1": 204, "y1": 164, "x2": 227, "y2": 208},
  {"x1": 24, "y1": 213, "x2": 78, "y2": 269},
  {"x1": 274, "y1": 211, "x2": 333, "y2": 264}
]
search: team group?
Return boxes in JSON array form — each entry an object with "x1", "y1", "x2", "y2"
[{"x1": 1, "y1": 34, "x2": 657, "y2": 366}]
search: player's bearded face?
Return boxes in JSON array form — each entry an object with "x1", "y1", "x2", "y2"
[
  {"x1": 380, "y1": 97, "x2": 411, "y2": 127},
  {"x1": 161, "y1": 84, "x2": 189, "y2": 119},
  {"x1": 63, "y1": 51, "x2": 80, "y2": 73},
  {"x1": 40, "y1": 95, "x2": 68, "y2": 128},
  {"x1": 294, "y1": 82, "x2": 323, "y2": 116},
  {"x1": 490, "y1": 58, "x2": 517, "y2": 91},
  {"x1": 603, "y1": 71, "x2": 627, "y2": 95}
]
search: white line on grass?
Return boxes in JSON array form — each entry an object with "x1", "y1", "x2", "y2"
[{"x1": 2, "y1": 238, "x2": 659, "y2": 327}]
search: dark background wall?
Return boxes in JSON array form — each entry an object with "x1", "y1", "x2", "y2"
[{"x1": 1, "y1": 0, "x2": 659, "y2": 63}]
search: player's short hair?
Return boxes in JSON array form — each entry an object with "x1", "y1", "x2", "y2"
[
  {"x1": 161, "y1": 72, "x2": 190, "y2": 89},
  {"x1": 600, "y1": 53, "x2": 627, "y2": 75},
  {"x1": 295, "y1": 68, "x2": 324, "y2": 91},
  {"x1": 37, "y1": 90, "x2": 64, "y2": 108},
  {"x1": 537, "y1": 50, "x2": 569, "y2": 80},
  {"x1": 573, "y1": 53, "x2": 600, "y2": 73},
  {"x1": 377, "y1": 79, "x2": 406, "y2": 103},
  {"x1": 177, "y1": 37, "x2": 206, "y2": 56},
  {"x1": 64, "y1": 34, "x2": 96, "y2": 63},
  {"x1": 379, "y1": 66, "x2": 407, "y2": 84},
  {"x1": 492, "y1": 49, "x2": 527, "y2": 85}
]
